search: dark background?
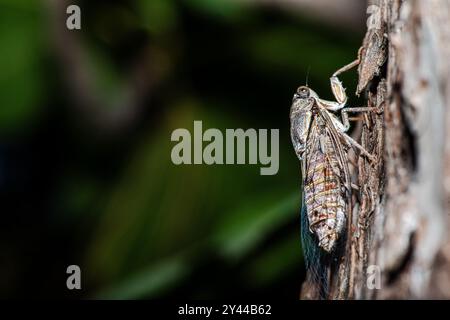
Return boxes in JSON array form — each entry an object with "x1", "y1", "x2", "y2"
[{"x1": 0, "y1": 0, "x2": 366, "y2": 299}]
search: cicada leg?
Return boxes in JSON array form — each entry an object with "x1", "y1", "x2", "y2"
[
  {"x1": 320, "y1": 46, "x2": 364, "y2": 112},
  {"x1": 321, "y1": 49, "x2": 378, "y2": 162},
  {"x1": 340, "y1": 106, "x2": 379, "y2": 133},
  {"x1": 341, "y1": 130, "x2": 376, "y2": 163}
]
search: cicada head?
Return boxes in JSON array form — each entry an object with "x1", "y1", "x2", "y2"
[{"x1": 290, "y1": 86, "x2": 318, "y2": 160}]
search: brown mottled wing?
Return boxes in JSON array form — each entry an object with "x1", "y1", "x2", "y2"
[
  {"x1": 300, "y1": 108, "x2": 352, "y2": 298},
  {"x1": 303, "y1": 111, "x2": 350, "y2": 252}
]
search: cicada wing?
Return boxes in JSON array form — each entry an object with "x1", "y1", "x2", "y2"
[
  {"x1": 300, "y1": 126, "x2": 328, "y2": 298},
  {"x1": 300, "y1": 112, "x2": 351, "y2": 299},
  {"x1": 300, "y1": 194, "x2": 329, "y2": 299}
]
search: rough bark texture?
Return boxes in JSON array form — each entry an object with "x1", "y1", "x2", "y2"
[{"x1": 301, "y1": 0, "x2": 450, "y2": 299}]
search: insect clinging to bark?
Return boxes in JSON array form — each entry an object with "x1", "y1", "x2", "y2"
[{"x1": 290, "y1": 57, "x2": 375, "y2": 297}]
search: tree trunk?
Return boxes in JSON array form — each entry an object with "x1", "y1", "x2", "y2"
[{"x1": 301, "y1": 0, "x2": 450, "y2": 299}]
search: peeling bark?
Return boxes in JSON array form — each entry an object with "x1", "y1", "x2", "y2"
[{"x1": 301, "y1": 0, "x2": 450, "y2": 299}]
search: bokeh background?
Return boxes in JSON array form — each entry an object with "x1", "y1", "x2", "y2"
[{"x1": 0, "y1": 0, "x2": 367, "y2": 299}]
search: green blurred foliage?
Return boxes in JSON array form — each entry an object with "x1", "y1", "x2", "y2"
[
  {"x1": 0, "y1": 2, "x2": 46, "y2": 134},
  {"x1": 184, "y1": 0, "x2": 248, "y2": 22},
  {"x1": 0, "y1": 0, "x2": 362, "y2": 298},
  {"x1": 137, "y1": 0, "x2": 178, "y2": 35}
]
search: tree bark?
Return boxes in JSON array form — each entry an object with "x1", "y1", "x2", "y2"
[{"x1": 301, "y1": 0, "x2": 450, "y2": 299}]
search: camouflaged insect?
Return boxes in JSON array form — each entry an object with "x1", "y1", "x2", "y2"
[{"x1": 290, "y1": 59, "x2": 375, "y2": 255}]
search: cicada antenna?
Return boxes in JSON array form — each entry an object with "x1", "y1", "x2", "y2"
[{"x1": 306, "y1": 66, "x2": 311, "y2": 87}]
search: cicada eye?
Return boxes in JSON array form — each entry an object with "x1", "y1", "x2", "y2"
[{"x1": 296, "y1": 86, "x2": 310, "y2": 99}]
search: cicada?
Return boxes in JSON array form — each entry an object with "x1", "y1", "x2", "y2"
[{"x1": 290, "y1": 59, "x2": 375, "y2": 298}]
